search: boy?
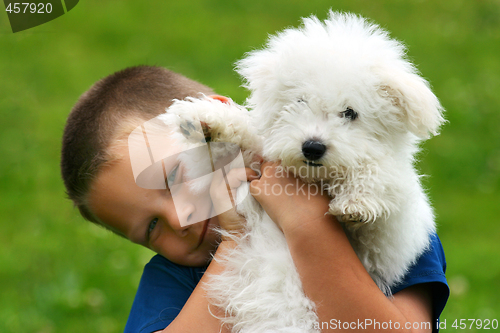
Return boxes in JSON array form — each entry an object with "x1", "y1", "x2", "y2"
[
  {"x1": 61, "y1": 66, "x2": 448, "y2": 332},
  {"x1": 61, "y1": 65, "x2": 254, "y2": 331}
]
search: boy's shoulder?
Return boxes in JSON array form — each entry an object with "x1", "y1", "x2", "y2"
[
  {"x1": 391, "y1": 233, "x2": 449, "y2": 328},
  {"x1": 125, "y1": 254, "x2": 207, "y2": 333},
  {"x1": 392, "y1": 233, "x2": 447, "y2": 292},
  {"x1": 146, "y1": 254, "x2": 207, "y2": 280}
]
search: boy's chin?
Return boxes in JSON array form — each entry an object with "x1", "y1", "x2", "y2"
[
  {"x1": 165, "y1": 250, "x2": 213, "y2": 267},
  {"x1": 191, "y1": 246, "x2": 218, "y2": 267}
]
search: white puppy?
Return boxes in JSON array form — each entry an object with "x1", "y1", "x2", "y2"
[{"x1": 167, "y1": 11, "x2": 445, "y2": 333}]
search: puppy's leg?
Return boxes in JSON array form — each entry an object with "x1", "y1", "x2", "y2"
[
  {"x1": 327, "y1": 165, "x2": 398, "y2": 224},
  {"x1": 169, "y1": 97, "x2": 262, "y2": 161}
]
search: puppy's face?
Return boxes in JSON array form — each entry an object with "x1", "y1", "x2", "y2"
[
  {"x1": 257, "y1": 72, "x2": 403, "y2": 181},
  {"x1": 240, "y1": 12, "x2": 445, "y2": 182}
]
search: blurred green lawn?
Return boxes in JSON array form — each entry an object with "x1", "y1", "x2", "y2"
[{"x1": 1, "y1": 0, "x2": 499, "y2": 332}]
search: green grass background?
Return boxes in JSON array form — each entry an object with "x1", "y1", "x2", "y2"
[{"x1": 1, "y1": 0, "x2": 499, "y2": 331}]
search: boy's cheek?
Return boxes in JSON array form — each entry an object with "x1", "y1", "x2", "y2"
[{"x1": 149, "y1": 230, "x2": 218, "y2": 266}]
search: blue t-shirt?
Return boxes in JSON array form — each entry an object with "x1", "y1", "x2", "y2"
[{"x1": 124, "y1": 233, "x2": 449, "y2": 333}]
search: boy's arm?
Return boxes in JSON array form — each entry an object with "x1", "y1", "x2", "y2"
[
  {"x1": 283, "y1": 213, "x2": 433, "y2": 333},
  {"x1": 250, "y1": 162, "x2": 433, "y2": 333}
]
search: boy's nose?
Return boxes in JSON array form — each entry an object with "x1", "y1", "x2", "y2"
[
  {"x1": 169, "y1": 200, "x2": 196, "y2": 233},
  {"x1": 164, "y1": 210, "x2": 191, "y2": 237},
  {"x1": 171, "y1": 220, "x2": 190, "y2": 237}
]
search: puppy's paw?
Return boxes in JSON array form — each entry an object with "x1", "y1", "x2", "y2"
[
  {"x1": 329, "y1": 199, "x2": 378, "y2": 224},
  {"x1": 179, "y1": 119, "x2": 209, "y2": 143},
  {"x1": 337, "y1": 212, "x2": 365, "y2": 223}
]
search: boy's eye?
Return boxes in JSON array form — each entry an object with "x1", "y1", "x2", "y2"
[
  {"x1": 166, "y1": 164, "x2": 179, "y2": 186},
  {"x1": 148, "y1": 218, "x2": 158, "y2": 236}
]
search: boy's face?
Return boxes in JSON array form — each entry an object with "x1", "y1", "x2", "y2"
[{"x1": 88, "y1": 145, "x2": 221, "y2": 267}]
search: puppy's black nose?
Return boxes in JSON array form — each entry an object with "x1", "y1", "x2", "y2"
[{"x1": 302, "y1": 140, "x2": 327, "y2": 160}]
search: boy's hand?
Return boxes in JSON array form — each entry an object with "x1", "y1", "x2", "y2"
[
  {"x1": 210, "y1": 166, "x2": 258, "y2": 236},
  {"x1": 249, "y1": 162, "x2": 332, "y2": 234}
]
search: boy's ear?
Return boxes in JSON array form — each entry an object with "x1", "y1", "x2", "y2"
[{"x1": 208, "y1": 95, "x2": 231, "y2": 105}]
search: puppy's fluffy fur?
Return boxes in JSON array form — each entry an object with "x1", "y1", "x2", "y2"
[{"x1": 166, "y1": 11, "x2": 445, "y2": 333}]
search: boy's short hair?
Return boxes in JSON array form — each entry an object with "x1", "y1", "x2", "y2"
[{"x1": 61, "y1": 65, "x2": 214, "y2": 224}]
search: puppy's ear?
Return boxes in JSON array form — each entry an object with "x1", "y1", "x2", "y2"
[{"x1": 378, "y1": 68, "x2": 446, "y2": 139}]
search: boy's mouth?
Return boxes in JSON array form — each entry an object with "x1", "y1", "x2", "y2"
[{"x1": 196, "y1": 219, "x2": 210, "y2": 248}]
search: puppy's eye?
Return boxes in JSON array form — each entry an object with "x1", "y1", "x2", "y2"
[
  {"x1": 341, "y1": 108, "x2": 358, "y2": 121},
  {"x1": 297, "y1": 98, "x2": 307, "y2": 104}
]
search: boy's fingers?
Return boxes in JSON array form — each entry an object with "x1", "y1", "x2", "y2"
[
  {"x1": 251, "y1": 154, "x2": 264, "y2": 164},
  {"x1": 221, "y1": 167, "x2": 258, "y2": 189},
  {"x1": 248, "y1": 180, "x2": 260, "y2": 197},
  {"x1": 210, "y1": 167, "x2": 257, "y2": 204},
  {"x1": 246, "y1": 167, "x2": 260, "y2": 180},
  {"x1": 261, "y1": 161, "x2": 280, "y2": 169}
]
